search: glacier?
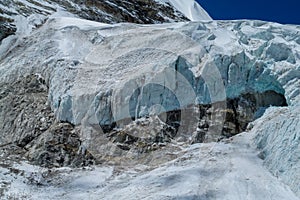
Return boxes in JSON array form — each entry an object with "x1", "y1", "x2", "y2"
[
  {"x1": 1, "y1": 18, "x2": 298, "y2": 130},
  {"x1": 0, "y1": 1, "x2": 299, "y2": 199},
  {"x1": 0, "y1": 17, "x2": 299, "y2": 197}
]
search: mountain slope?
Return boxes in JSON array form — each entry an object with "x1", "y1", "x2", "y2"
[
  {"x1": 157, "y1": 0, "x2": 212, "y2": 21},
  {"x1": 0, "y1": 1, "x2": 299, "y2": 199},
  {"x1": 1, "y1": 133, "x2": 299, "y2": 199},
  {"x1": 0, "y1": 0, "x2": 211, "y2": 42},
  {"x1": 0, "y1": 16, "x2": 299, "y2": 197}
]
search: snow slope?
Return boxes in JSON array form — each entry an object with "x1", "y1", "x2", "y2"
[
  {"x1": 252, "y1": 106, "x2": 300, "y2": 196},
  {"x1": 0, "y1": 0, "x2": 194, "y2": 42},
  {"x1": 1, "y1": 133, "x2": 299, "y2": 199},
  {"x1": 157, "y1": 0, "x2": 212, "y2": 21}
]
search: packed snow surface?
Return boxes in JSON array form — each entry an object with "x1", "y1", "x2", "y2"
[
  {"x1": 1, "y1": 131, "x2": 299, "y2": 199},
  {"x1": 157, "y1": 0, "x2": 212, "y2": 21}
]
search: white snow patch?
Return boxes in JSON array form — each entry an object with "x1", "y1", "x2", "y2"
[
  {"x1": 157, "y1": 0, "x2": 212, "y2": 21},
  {"x1": 1, "y1": 138, "x2": 299, "y2": 199},
  {"x1": 53, "y1": 17, "x2": 112, "y2": 30}
]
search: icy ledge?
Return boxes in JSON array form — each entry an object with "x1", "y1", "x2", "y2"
[{"x1": 252, "y1": 106, "x2": 300, "y2": 196}]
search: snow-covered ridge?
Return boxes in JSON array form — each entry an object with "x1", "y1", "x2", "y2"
[
  {"x1": 157, "y1": 0, "x2": 212, "y2": 21},
  {"x1": 0, "y1": 0, "x2": 213, "y2": 52},
  {"x1": 0, "y1": 0, "x2": 198, "y2": 42}
]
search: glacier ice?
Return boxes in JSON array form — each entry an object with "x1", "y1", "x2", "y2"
[
  {"x1": 0, "y1": 17, "x2": 299, "y2": 197},
  {"x1": 0, "y1": 17, "x2": 299, "y2": 136},
  {"x1": 252, "y1": 106, "x2": 300, "y2": 196}
]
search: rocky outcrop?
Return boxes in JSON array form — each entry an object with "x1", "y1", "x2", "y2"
[
  {"x1": 0, "y1": 0, "x2": 203, "y2": 43},
  {"x1": 0, "y1": 17, "x2": 16, "y2": 42},
  {"x1": 62, "y1": 0, "x2": 189, "y2": 24},
  {"x1": 193, "y1": 91, "x2": 287, "y2": 143},
  {"x1": 0, "y1": 74, "x2": 94, "y2": 168},
  {"x1": 0, "y1": 74, "x2": 52, "y2": 146},
  {"x1": 27, "y1": 123, "x2": 94, "y2": 168}
]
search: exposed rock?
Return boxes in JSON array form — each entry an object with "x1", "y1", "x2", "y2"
[
  {"x1": 0, "y1": 0, "x2": 299, "y2": 198},
  {"x1": 0, "y1": 74, "x2": 94, "y2": 168},
  {"x1": 63, "y1": 0, "x2": 189, "y2": 24},
  {"x1": 27, "y1": 123, "x2": 94, "y2": 168},
  {"x1": 0, "y1": 74, "x2": 52, "y2": 146},
  {"x1": 0, "y1": 17, "x2": 16, "y2": 43},
  {"x1": 0, "y1": 0, "x2": 204, "y2": 43},
  {"x1": 108, "y1": 116, "x2": 176, "y2": 151},
  {"x1": 191, "y1": 91, "x2": 287, "y2": 143}
]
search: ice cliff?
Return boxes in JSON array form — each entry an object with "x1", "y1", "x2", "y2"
[{"x1": 0, "y1": 1, "x2": 299, "y2": 199}]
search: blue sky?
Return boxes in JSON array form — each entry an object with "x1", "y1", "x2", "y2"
[{"x1": 196, "y1": 0, "x2": 300, "y2": 25}]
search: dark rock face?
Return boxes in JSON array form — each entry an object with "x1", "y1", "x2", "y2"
[
  {"x1": 107, "y1": 116, "x2": 176, "y2": 154},
  {"x1": 0, "y1": 74, "x2": 52, "y2": 146},
  {"x1": 61, "y1": 0, "x2": 188, "y2": 24},
  {"x1": 28, "y1": 123, "x2": 94, "y2": 168},
  {"x1": 97, "y1": 90, "x2": 287, "y2": 156},
  {"x1": 0, "y1": 0, "x2": 188, "y2": 42},
  {"x1": 0, "y1": 17, "x2": 16, "y2": 43},
  {"x1": 192, "y1": 91, "x2": 288, "y2": 143},
  {"x1": 0, "y1": 75, "x2": 94, "y2": 168}
]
